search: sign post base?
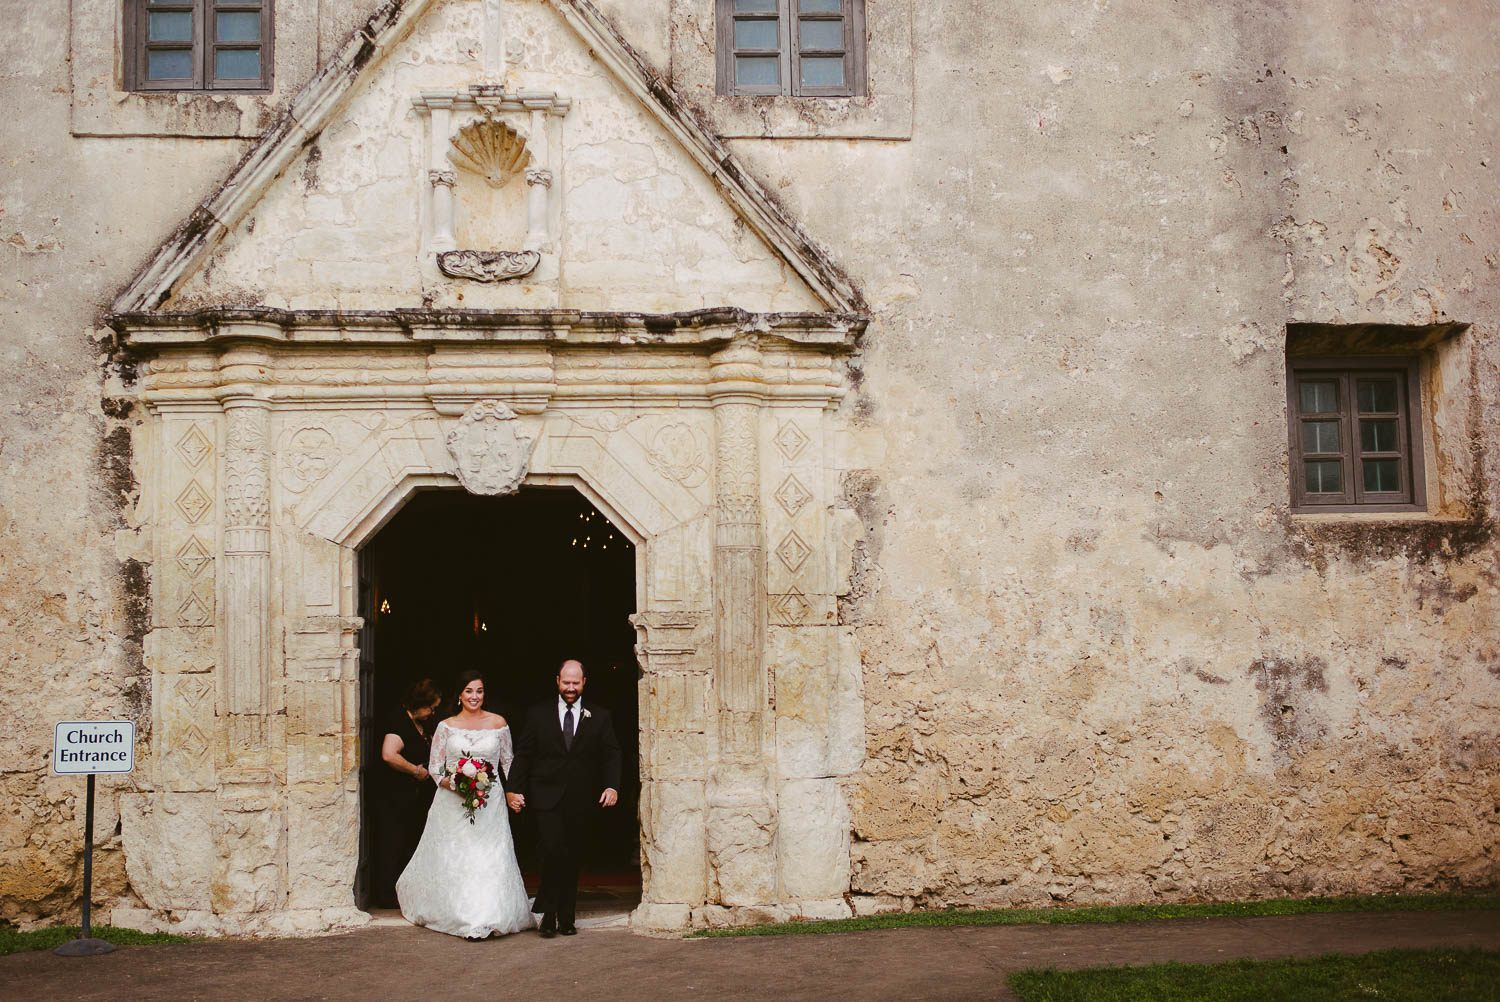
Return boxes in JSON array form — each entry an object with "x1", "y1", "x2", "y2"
[{"x1": 54, "y1": 938, "x2": 116, "y2": 957}]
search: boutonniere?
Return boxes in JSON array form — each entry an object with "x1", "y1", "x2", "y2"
[{"x1": 582, "y1": 708, "x2": 592, "y2": 719}]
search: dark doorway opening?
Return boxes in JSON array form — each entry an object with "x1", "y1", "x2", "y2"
[{"x1": 354, "y1": 486, "x2": 641, "y2": 914}]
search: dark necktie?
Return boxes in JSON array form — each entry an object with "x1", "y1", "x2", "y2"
[{"x1": 562, "y1": 705, "x2": 575, "y2": 750}]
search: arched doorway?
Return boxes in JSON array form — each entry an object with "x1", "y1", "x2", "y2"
[{"x1": 354, "y1": 485, "x2": 641, "y2": 916}]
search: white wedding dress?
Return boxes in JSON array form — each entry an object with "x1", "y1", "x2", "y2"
[{"x1": 396, "y1": 722, "x2": 538, "y2": 938}]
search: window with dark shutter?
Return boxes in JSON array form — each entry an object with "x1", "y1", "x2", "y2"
[
  {"x1": 716, "y1": 0, "x2": 866, "y2": 97},
  {"x1": 1287, "y1": 357, "x2": 1426, "y2": 512},
  {"x1": 125, "y1": 0, "x2": 273, "y2": 92}
]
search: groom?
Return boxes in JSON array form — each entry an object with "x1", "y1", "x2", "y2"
[{"x1": 506, "y1": 659, "x2": 621, "y2": 937}]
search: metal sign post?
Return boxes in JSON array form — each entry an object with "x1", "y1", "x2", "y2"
[{"x1": 52, "y1": 720, "x2": 135, "y2": 957}]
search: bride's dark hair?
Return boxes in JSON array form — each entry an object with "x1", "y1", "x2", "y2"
[{"x1": 451, "y1": 669, "x2": 487, "y2": 712}]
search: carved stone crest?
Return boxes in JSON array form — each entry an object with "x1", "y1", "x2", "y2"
[
  {"x1": 437, "y1": 249, "x2": 540, "y2": 282},
  {"x1": 445, "y1": 400, "x2": 535, "y2": 496}
]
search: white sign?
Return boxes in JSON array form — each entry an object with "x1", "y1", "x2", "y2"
[{"x1": 53, "y1": 721, "x2": 135, "y2": 775}]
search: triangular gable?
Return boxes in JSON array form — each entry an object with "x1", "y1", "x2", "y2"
[{"x1": 112, "y1": 0, "x2": 865, "y2": 316}]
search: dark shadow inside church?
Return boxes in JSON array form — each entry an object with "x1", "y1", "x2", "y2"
[{"x1": 354, "y1": 486, "x2": 641, "y2": 917}]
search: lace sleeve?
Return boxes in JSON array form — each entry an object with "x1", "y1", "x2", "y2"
[
  {"x1": 497, "y1": 725, "x2": 514, "y2": 778},
  {"x1": 428, "y1": 721, "x2": 448, "y2": 785}
]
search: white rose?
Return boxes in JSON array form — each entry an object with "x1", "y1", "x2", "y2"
[
  {"x1": 460, "y1": 761, "x2": 478, "y2": 777},
  {"x1": 476, "y1": 773, "x2": 490, "y2": 787}
]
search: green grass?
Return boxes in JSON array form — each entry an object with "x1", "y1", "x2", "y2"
[
  {"x1": 0, "y1": 925, "x2": 191, "y2": 957},
  {"x1": 688, "y1": 891, "x2": 1500, "y2": 937},
  {"x1": 1008, "y1": 947, "x2": 1500, "y2": 1001}
]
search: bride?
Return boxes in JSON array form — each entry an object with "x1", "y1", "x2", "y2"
[{"x1": 396, "y1": 670, "x2": 537, "y2": 938}]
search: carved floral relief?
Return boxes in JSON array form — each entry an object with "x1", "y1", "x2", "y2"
[
  {"x1": 279, "y1": 426, "x2": 339, "y2": 494},
  {"x1": 647, "y1": 422, "x2": 711, "y2": 488},
  {"x1": 223, "y1": 409, "x2": 271, "y2": 528},
  {"x1": 569, "y1": 410, "x2": 640, "y2": 434},
  {"x1": 715, "y1": 403, "x2": 761, "y2": 524},
  {"x1": 436, "y1": 248, "x2": 540, "y2": 282}
]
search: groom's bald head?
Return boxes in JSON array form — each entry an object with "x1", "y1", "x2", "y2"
[{"x1": 557, "y1": 660, "x2": 586, "y2": 703}]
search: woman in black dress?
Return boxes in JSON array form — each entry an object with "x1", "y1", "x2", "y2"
[{"x1": 373, "y1": 678, "x2": 443, "y2": 908}]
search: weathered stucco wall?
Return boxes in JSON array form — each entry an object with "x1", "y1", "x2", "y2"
[
  {"x1": 719, "y1": 0, "x2": 1500, "y2": 908},
  {"x1": 0, "y1": 0, "x2": 391, "y2": 928},
  {"x1": 0, "y1": 0, "x2": 1495, "y2": 931}
]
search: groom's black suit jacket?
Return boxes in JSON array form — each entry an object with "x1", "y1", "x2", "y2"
[{"x1": 508, "y1": 700, "x2": 622, "y2": 813}]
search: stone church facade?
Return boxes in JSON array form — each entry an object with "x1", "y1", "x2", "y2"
[{"x1": 1, "y1": 0, "x2": 1495, "y2": 935}]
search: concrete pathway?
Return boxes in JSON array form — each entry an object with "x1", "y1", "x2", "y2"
[{"x1": 4, "y1": 909, "x2": 1497, "y2": 1001}]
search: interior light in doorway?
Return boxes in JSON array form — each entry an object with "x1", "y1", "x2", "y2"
[{"x1": 379, "y1": 598, "x2": 391, "y2": 614}]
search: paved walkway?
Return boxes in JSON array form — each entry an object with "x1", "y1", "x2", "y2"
[{"x1": 4, "y1": 910, "x2": 1498, "y2": 1001}]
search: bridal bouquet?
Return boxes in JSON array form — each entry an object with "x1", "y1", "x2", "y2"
[{"x1": 444, "y1": 753, "x2": 496, "y2": 824}]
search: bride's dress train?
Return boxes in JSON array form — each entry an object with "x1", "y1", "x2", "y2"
[{"x1": 396, "y1": 721, "x2": 537, "y2": 938}]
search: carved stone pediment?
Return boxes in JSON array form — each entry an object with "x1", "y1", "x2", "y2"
[
  {"x1": 436, "y1": 249, "x2": 541, "y2": 282},
  {"x1": 444, "y1": 400, "x2": 535, "y2": 496}
]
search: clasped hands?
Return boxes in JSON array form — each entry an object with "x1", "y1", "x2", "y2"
[{"x1": 505, "y1": 789, "x2": 617, "y2": 812}]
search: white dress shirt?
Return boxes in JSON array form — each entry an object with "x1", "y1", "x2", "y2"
[{"x1": 557, "y1": 695, "x2": 582, "y2": 732}]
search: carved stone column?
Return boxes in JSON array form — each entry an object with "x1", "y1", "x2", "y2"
[
  {"x1": 709, "y1": 339, "x2": 767, "y2": 760},
  {"x1": 218, "y1": 347, "x2": 274, "y2": 771},
  {"x1": 523, "y1": 103, "x2": 552, "y2": 252},
  {"x1": 524, "y1": 167, "x2": 552, "y2": 252},
  {"x1": 705, "y1": 337, "x2": 777, "y2": 908},
  {"x1": 426, "y1": 98, "x2": 457, "y2": 252},
  {"x1": 430, "y1": 169, "x2": 457, "y2": 252}
]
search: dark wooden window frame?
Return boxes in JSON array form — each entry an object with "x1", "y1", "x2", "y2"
[
  {"x1": 715, "y1": 0, "x2": 867, "y2": 98},
  {"x1": 124, "y1": 0, "x2": 274, "y2": 93},
  {"x1": 1287, "y1": 356, "x2": 1427, "y2": 513}
]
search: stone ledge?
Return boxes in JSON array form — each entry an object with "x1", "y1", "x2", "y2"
[
  {"x1": 107, "y1": 904, "x2": 371, "y2": 939},
  {"x1": 110, "y1": 306, "x2": 868, "y2": 349}
]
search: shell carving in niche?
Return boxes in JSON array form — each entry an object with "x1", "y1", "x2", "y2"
[{"x1": 448, "y1": 118, "x2": 529, "y2": 188}]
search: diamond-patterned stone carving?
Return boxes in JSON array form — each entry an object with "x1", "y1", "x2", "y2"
[
  {"x1": 773, "y1": 421, "x2": 809, "y2": 462},
  {"x1": 775, "y1": 531, "x2": 811, "y2": 574},
  {"x1": 175, "y1": 425, "x2": 213, "y2": 468},
  {"x1": 178, "y1": 590, "x2": 212, "y2": 628},
  {"x1": 175, "y1": 724, "x2": 211, "y2": 768},
  {"x1": 175, "y1": 481, "x2": 213, "y2": 524},
  {"x1": 175, "y1": 535, "x2": 213, "y2": 577},
  {"x1": 770, "y1": 588, "x2": 812, "y2": 626},
  {"x1": 774, "y1": 475, "x2": 813, "y2": 518},
  {"x1": 177, "y1": 675, "x2": 213, "y2": 707}
]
